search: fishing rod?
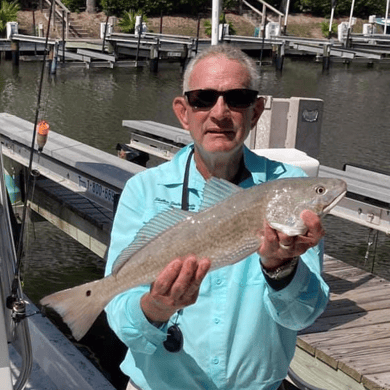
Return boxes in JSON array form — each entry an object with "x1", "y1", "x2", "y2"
[{"x1": 7, "y1": 0, "x2": 55, "y2": 310}]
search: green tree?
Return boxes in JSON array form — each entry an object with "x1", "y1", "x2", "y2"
[
  {"x1": 86, "y1": 0, "x2": 96, "y2": 13},
  {"x1": 0, "y1": 0, "x2": 19, "y2": 35}
]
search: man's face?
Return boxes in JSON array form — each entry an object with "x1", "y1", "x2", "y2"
[{"x1": 174, "y1": 56, "x2": 264, "y2": 157}]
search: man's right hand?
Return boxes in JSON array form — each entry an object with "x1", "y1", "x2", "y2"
[{"x1": 141, "y1": 255, "x2": 211, "y2": 324}]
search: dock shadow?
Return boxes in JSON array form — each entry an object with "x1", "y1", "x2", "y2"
[
  {"x1": 299, "y1": 296, "x2": 368, "y2": 335},
  {"x1": 298, "y1": 272, "x2": 374, "y2": 334},
  {"x1": 322, "y1": 271, "x2": 376, "y2": 295}
]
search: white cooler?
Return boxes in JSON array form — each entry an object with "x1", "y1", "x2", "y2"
[{"x1": 253, "y1": 148, "x2": 319, "y2": 177}]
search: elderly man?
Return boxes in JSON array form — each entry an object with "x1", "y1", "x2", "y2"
[{"x1": 105, "y1": 44, "x2": 329, "y2": 390}]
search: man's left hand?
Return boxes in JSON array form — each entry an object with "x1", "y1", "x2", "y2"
[{"x1": 258, "y1": 210, "x2": 325, "y2": 271}]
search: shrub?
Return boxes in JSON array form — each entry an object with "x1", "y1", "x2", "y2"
[
  {"x1": 321, "y1": 19, "x2": 337, "y2": 37},
  {"x1": 119, "y1": 9, "x2": 148, "y2": 34},
  {"x1": 0, "y1": 0, "x2": 19, "y2": 34},
  {"x1": 204, "y1": 13, "x2": 236, "y2": 37}
]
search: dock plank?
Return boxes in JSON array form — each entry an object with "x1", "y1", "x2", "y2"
[
  {"x1": 294, "y1": 255, "x2": 390, "y2": 390},
  {"x1": 300, "y1": 323, "x2": 390, "y2": 347}
]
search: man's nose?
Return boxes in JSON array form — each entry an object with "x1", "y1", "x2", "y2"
[{"x1": 210, "y1": 95, "x2": 230, "y2": 116}]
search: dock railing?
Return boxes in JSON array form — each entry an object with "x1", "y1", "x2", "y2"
[{"x1": 41, "y1": 0, "x2": 70, "y2": 39}]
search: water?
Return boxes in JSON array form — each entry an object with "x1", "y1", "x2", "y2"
[{"x1": 1, "y1": 57, "x2": 390, "y2": 388}]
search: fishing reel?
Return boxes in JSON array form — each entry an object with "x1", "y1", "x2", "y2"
[{"x1": 6, "y1": 294, "x2": 27, "y2": 323}]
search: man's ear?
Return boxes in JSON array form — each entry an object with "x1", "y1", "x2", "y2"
[
  {"x1": 251, "y1": 96, "x2": 265, "y2": 128},
  {"x1": 173, "y1": 96, "x2": 190, "y2": 130}
]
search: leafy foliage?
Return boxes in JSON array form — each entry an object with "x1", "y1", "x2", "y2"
[
  {"x1": 100, "y1": 0, "x2": 210, "y2": 17},
  {"x1": 0, "y1": 0, "x2": 19, "y2": 33},
  {"x1": 320, "y1": 19, "x2": 337, "y2": 37},
  {"x1": 62, "y1": 0, "x2": 104, "y2": 13},
  {"x1": 61, "y1": 0, "x2": 86, "y2": 13},
  {"x1": 296, "y1": 0, "x2": 387, "y2": 17},
  {"x1": 204, "y1": 13, "x2": 236, "y2": 37},
  {"x1": 118, "y1": 9, "x2": 148, "y2": 33},
  {"x1": 244, "y1": 0, "x2": 387, "y2": 17}
]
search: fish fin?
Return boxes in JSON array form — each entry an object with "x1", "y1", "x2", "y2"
[
  {"x1": 112, "y1": 208, "x2": 193, "y2": 274},
  {"x1": 200, "y1": 177, "x2": 243, "y2": 211},
  {"x1": 40, "y1": 279, "x2": 109, "y2": 341}
]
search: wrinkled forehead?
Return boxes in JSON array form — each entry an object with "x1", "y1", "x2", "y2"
[{"x1": 188, "y1": 55, "x2": 253, "y2": 90}]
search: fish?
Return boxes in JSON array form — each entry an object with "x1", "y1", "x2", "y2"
[{"x1": 40, "y1": 176, "x2": 347, "y2": 341}]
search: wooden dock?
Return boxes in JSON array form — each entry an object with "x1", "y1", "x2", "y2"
[
  {"x1": 3, "y1": 31, "x2": 390, "y2": 71},
  {"x1": 291, "y1": 255, "x2": 390, "y2": 390}
]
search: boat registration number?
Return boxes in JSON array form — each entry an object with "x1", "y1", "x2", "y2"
[{"x1": 78, "y1": 176, "x2": 117, "y2": 204}]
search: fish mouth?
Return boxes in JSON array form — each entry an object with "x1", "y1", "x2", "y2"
[{"x1": 322, "y1": 190, "x2": 347, "y2": 215}]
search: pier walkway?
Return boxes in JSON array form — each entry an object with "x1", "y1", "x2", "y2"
[{"x1": 292, "y1": 255, "x2": 390, "y2": 390}]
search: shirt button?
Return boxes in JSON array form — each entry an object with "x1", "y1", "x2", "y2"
[
  {"x1": 214, "y1": 318, "x2": 220, "y2": 324},
  {"x1": 213, "y1": 358, "x2": 219, "y2": 364},
  {"x1": 216, "y1": 278, "x2": 222, "y2": 285}
]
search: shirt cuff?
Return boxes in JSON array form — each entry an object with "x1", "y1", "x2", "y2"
[
  {"x1": 261, "y1": 257, "x2": 299, "y2": 291},
  {"x1": 125, "y1": 291, "x2": 169, "y2": 353}
]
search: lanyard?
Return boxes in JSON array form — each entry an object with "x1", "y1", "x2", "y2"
[
  {"x1": 163, "y1": 147, "x2": 194, "y2": 353},
  {"x1": 181, "y1": 148, "x2": 194, "y2": 211}
]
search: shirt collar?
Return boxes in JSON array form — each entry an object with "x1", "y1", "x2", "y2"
[{"x1": 156, "y1": 143, "x2": 271, "y2": 188}]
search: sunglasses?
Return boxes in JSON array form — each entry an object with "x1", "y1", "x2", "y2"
[{"x1": 184, "y1": 89, "x2": 259, "y2": 109}]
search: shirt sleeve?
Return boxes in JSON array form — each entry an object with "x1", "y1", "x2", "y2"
[
  {"x1": 104, "y1": 174, "x2": 169, "y2": 354},
  {"x1": 262, "y1": 241, "x2": 330, "y2": 331}
]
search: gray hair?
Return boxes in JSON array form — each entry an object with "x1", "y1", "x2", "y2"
[{"x1": 182, "y1": 44, "x2": 260, "y2": 93}]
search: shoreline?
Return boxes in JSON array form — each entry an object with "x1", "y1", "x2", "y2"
[{"x1": 15, "y1": 10, "x2": 366, "y2": 40}]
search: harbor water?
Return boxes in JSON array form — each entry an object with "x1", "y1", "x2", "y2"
[{"x1": 1, "y1": 57, "x2": 390, "y2": 388}]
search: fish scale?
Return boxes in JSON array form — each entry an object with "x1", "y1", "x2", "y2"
[{"x1": 40, "y1": 176, "x2": 347, "y2": 341}]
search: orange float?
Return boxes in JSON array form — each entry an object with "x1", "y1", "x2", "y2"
[{"x1": 36, "y1": 120, "x2": 50, "y2": 151}]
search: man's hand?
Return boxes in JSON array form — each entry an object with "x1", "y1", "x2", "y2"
[
  {"x1": 258, "y1": 210, "x2": 325, "y2": 271},
  {"x1": 141, "y1": 255, "x2": 211, "y2": 324}
]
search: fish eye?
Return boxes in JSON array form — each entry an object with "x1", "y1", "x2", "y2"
[{"x1": 315, "y1": 185, "x2": 326, "y2": 195}]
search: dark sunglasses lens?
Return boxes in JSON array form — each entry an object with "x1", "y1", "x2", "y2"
[
  {"x1": 163, "y1": 324, "x2": 183, "y2": 353},
  {"x1": 186, "y1": 90, "x2": 258, "y2": 109},
  {"x1": 187, "y1": 90, "x2": 218, "y2": 108},
  {"x1": 226, "y1": 90, "x2": 258, "y2": 108}
]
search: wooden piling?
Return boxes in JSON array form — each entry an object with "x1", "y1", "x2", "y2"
[
  {"x1": 274, "y1": 43, "x2": 284, "y2": 71},
  {"x1": 322, "y1": 43, "x2": 331, "y2": 71},
  {"x1": 135, "y1": 14, "x2": 143, "y2": 67},
  {"x1": 180, "y1": 44, "x2": 189, "y2": 72},
  {"x1": 11, "y1": 39, "x2": 19, "y2": 67},
  {"x1": 149, "y1": 41, "x2": 159, "y2": 73},
  {"x1": 48, "y1": 43, "x2": 58, "y2": 75},
  {"x1": 62, "y1": 10, "x2": 66, "y2": 63}
]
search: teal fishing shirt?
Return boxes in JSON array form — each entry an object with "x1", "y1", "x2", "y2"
[{"x1": 105, "y1": 144, "x2": 329, "y2": 390}]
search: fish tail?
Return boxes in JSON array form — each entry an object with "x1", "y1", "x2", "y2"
[{"x1": 40, "y1": 279, "x2": 108, "y2": 341}]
